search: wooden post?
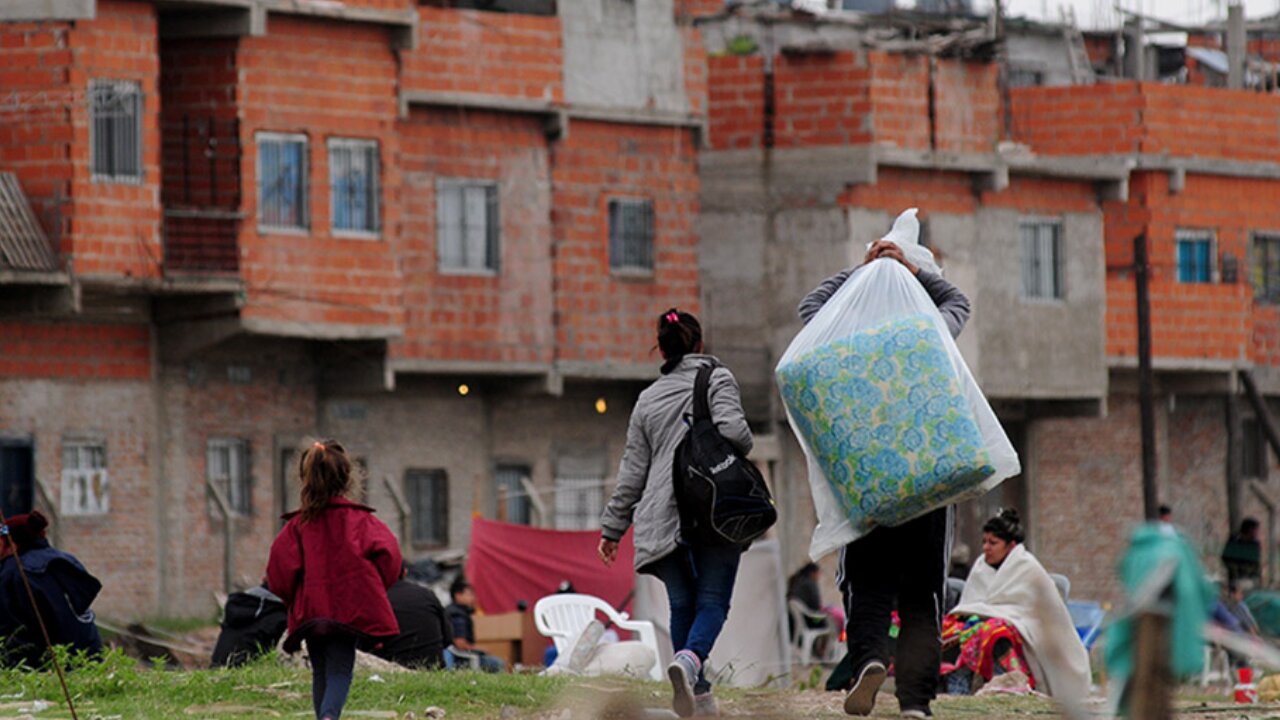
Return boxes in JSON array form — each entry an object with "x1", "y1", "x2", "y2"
[
  {"x1": 1135, "y1": 234, "x2": 1158, "y2": 520},
  {"x1": 1131, "y1": 611, "x2": 1171, "y2": 720}
]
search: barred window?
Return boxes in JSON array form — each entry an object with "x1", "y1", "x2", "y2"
[
  {"x1": 495, "y1": 463, "x2": 532, "y2": 525},
  {"x1": 61, "y1": 441, "x2": 108, "y2": 516},
  {"x1": 90, "y1": 80, "x2": 142, "y2": 181},
  {"x1": 257, "y1": 133, "x2": 308, "y2": 231},
  {"x1": 406, "y1": 468, "x2": 449, "y2": 547},
  {"x1": 329, "y1": 139, "x2": 380, "y2": 235},
  {"x1": 1252, "y1": 234, "x2": 1280, "y2": 303},
  {"x1": 553, "y1": 454, "x2": 605, "y2": 531},
  {"x1": 207, "y1": 438, "x2": 251, "y2": 516},
  {"x1": 608, "y1": 198, "x2": 655, "y2": 273},
  {"x1": 1019, "y1": 220, "x2": 1063, "y2": 300},
  {"x1": 437, "y1": 180, "x2": 498, "y2": 272}
]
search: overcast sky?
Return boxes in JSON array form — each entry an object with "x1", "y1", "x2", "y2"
[{"x1": 905, "y1": 0, "x2": 1280, "y2": 30}]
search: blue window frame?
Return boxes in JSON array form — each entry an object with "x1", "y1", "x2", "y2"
[{"x1": 1176, "y1": 230, "x2": 1214, "y2": 284}]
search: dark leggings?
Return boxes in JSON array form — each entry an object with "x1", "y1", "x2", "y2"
[{"x1": 307, "y1": 634, "x2": 357, "y2": 720}]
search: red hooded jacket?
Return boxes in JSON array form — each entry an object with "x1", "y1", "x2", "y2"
[{"x1": 266, "y1": 498, "x2": 402, "y2": 651}]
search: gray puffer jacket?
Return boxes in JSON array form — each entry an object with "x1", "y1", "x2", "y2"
[{"x1": 600, "y1": 354, "x2": 753, "y2": 571}]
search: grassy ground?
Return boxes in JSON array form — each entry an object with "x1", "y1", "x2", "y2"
[{"x1": 2, "y1": 651, "x2": 1279, "y2": 719}]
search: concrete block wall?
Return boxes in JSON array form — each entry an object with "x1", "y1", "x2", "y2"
[
  {"x1": 394, "y1": 107, "x2": 555, "y2": 365},
  {"x1": 551, "y1": 121, "x2": 700, "y2": 366},
  {"x1": 403, "y1": 7, "x2": 563, "y2": 102},
  {"x1": 236, "y1": 15, "x2": 404, "y2": 331}
]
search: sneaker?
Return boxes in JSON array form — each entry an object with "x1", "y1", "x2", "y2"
[
  {"x1": 668, "y1": 650, "x2": 700, "y2": 718},
  {"x1": 693, "y1": 691, "x2": 719, "y2": 716},
  {"x1": 843, "y1": 660, "x2": 887, "y2": 716},
  {"x1": 901, "y1": 707, "x2": 933, "y2": 719}
]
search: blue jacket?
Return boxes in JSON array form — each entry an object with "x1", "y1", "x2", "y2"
[{"x1": 0, "y1": 540, "x2": 103, "y2": 668}]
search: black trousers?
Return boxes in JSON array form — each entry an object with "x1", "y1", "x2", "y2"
[{"x1": 839, "y1": 507, "x2": 950, "y2": 710}]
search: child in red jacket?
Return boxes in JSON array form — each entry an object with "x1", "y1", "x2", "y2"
[{"x1": 267, "y1": 439, "x2": 402, "y2": 720}]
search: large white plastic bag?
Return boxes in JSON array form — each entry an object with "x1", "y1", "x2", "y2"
[{"x1": 776, "y1": 259, "x2": 1020, "y2": 561}]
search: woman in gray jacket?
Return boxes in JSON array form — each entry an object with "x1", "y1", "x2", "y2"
[{"x1": 598, "y1": 308, "x2": 753, "y2": 718}]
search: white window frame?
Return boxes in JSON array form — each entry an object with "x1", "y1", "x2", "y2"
[
  {"x1": 1019, "y1": 218, "x2": 1064, "y2": 301},
  {"x1": 608, "y1": 196, "x2": 656, "y2": 276},
  {"x1": 1175, "y1": 228, "x2": 1218, "y2": 284},
  {"x1": 256, "y1": 131, "x2": 310, "y2": 234},
  {"x1": 436, "y1": 178, "x2": 499, "y2": 275},
  {"x1": 60, "y1": 439, "x2": 109, "y2": 517},
  {"x1": 89, "y1": 79, "x2": 144, "y2": 184},
  {"x1": 207, "y1": 438, "x2": 251, "y2": 517},
  {"x1": 328, "y1": 137, "x2": 381, "y2": 239}
]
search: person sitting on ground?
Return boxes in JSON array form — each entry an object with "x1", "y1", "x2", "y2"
[
  {"x1": 444, "y1": 577, "x2": 505, "y2": 673},
  {"x1": 1223, "y1": 518, "x2": 1263, "y2": 586},
  {"x1": 943, "y1": 509, "x2": 1090, "y2": 699},
  {"x1": 0, "y1": 510, "x2": 103, "y2": 669},
  {"x1": 370, "y1": 563, "x2": 452, "y2": 670},
  {"x1": 211, "y1": 583, "x2": 288, "y2": 668}
]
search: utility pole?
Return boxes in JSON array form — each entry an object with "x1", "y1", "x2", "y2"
[{"x1": 1135, "y1": 234, "x2": 1158, "y2": 520}]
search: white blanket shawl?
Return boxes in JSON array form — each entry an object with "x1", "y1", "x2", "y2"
[{"x1": 950, "y1": 544, "x2": 1091, "y2": 699}]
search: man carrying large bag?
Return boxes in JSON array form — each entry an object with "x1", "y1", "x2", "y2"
[{"x1": 789, "y1": 209, "x2": 1015, "y2": 719}]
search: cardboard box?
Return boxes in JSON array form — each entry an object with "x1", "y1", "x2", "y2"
[{"x1": 474, "y1": 612, "x2": 523, "y2": 641}]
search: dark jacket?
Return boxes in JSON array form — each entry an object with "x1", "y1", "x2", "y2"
[
  {"x1": 1222, "y1": 534, "x2": 1262, "y2": 584},
  {"x1": 372, "y1": 580, "x2": 452, "y2": 669},
  {"x1": 0, "y1": 540, "x2": 103, "y2": 669},
  {"x1": 266, "y1": 498, "x2": 402, "y2": 652},
  {"x1": 446, "y1": 601, "x2": 475, "y2": 645},
  {"x1": 211, "y1": 586, "x2": 288, "y2": 668}
]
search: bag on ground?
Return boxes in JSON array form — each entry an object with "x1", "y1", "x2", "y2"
[{"x1": 776, "y1": 230, "x2": 1019, "y2": 560}]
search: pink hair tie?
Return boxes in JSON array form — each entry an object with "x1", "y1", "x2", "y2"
[
  {"x1": 665, "y1": 311, "x2": 680, "y2": 323},
  {"x1": 313, "y1": 441, "x2": 325, "y2": 451}
]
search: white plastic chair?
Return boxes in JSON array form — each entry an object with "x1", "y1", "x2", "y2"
[
  {"x1": 534, "y1": 593, "x2": 663, "y2": 681},
  {"x1": 788, "y1": 599, "x2": 839, "y2": 666}
]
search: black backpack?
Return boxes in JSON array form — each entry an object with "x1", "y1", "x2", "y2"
[{"x1": 673, "y1": 365, "x2": 777, "y2": 547}]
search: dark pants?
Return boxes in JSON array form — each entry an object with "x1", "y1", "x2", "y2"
[
  {"x1": 649, "y1": 543, "x2": 743, "y2": 694},
  {"x1": 840, "y1": 507, "x2": 949, "y2": 711},
  {"x1": 308, "y1": 634, "x2": 357, "y2": 720}
]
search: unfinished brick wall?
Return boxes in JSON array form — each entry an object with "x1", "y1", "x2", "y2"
[
  {"x1": 682, "y1": 25, "x2": 708, "y2": 118},
  {"x1": 774, "y1": 52, "x2": 873, "y2": 149},
  {"x1": 0, "y1": 21, "x2": 75, "y2": 259},
  {"x1": 868, "y1": 52, "x2": 929, "y2": 151},
  {"x1": 1010, "y1": 83, "x2": 1145, "y2": 155},
  {"x1": 0, "y1": 322, "x2": 150, "y2": 379},
  {"x1": 706, "y1": 54, "x2": 764, "y2": 150},
  {"x1": 402, "y1": 7, "x2": 563, "y2": 102},
  {"x1": 236, "y1": 15, "x2": 403, "y2": 330},
  {"x1": 393, "y1": 107, "x2": 555, "y2": 365},
  {"x1": 66, "y1": 0, "x2": 163, "y2": 279},
  {"x1": 842, "y1": 167, "x2": 976, "y2": 216},
  {"x1": 934, "y1": 59, "x2": 1000, "y2": 153},
  {"x1": 551, "y1": 121, "x2": 700, "y2": 366}
]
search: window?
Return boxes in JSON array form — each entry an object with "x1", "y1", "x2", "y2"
[
  {"x1": 1252, "y1": 234, "x2": 1280, "y2": 302},
  {"x1": 1176, "y1": 229, "x2": 1215, "y2": 283},
  {"x1": 207, "y1": 438, "x2": 251, "y2": 516},
  {"x1": 495, "y1": 464, "x2": 532, "y2": 525},
  {"x1": 1008, "y1": 67, "x2": 1045, "y2": 88},
  {"x1": 1243, "y1": 418, "x2": 1264, "y2": 479},
  {"x1": 553, "y1": 454, "x2": 605, "y2": 531},
  {"x1": 257, "y1": 133, "x2": 308, "y2": 230},
  {"x1": 90, "y1": 80, "x2": 142, "y2": 181},
  {"x1": 1020, "y1": 220, "x2": 1063, "y2": 299},
  {"x1": 406, "y1": 469, "x2": 449, "y2": 547},
  {"x1": 329, "y1": 139, "x2": 380, "y2": 235},
  {"x1": 608, "y1": 198, "x2": 655, "y2": 273},
  {"x1": 61, "y1": 441, "x2": 108, "y2": 516},
  {"x1": 437, "y1": 180, "x2": 498, "y2": 272}
]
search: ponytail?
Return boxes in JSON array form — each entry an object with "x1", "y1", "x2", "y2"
[
  {"x1": 657, "y1": 308, "x2": 703, "y2": 374},
  {"x1": 298, "y1": 439, "x2": 354, "y2": 523}
]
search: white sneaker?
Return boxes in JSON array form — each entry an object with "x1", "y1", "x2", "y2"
[
  {"x1": 693, "y1": 691, "x2": 719, "y2": 716},
  {"x1": 668, "y1": 650, "x2": 700, "y2": 718},
  {"x1": 844, "y1": 660, "x2": 887, "y2": 716}
]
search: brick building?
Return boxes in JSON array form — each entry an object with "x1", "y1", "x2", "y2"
[
  {"x1": 693, "y1": 6, "x2": 1280, "y2": 604},
  {"x1": 0, "y1": 0, "x2": 706, "y2": 618}
]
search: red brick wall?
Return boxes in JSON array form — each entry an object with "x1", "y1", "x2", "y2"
[
  {"x1": 393, "y1": 108, "x2": 554, "y2": 365},
  {"x1": 1249, "y1": 37, "x2": 1280, "y2": 64},
  {"x1": 774, "y1": 52, "x2": 873, "y2": 149},
  {"x1": 551, "y1": 121, "x2": 700, "y2": 365},
  {"x1": 934, "y1": 59, "x2": 1000, "y2": 153},
  {"x1": 0, "y1": 22, "x2": 75, "y2": 258},
  {"x1": 236, "y1": 15, "x2": 403, "y2": 330},
  {"x1": 869, "y1": 52, "x2": 929, "y2": 151},
  {"x1": 675, "y1": 0, "x2": 725, "y2": 18},
  {"x1": 842, "y1": 167, "x2": 976, "y2": 216},
  {"x1": 66, "y1": 0, "x2": 162, "y2": 279},
  {"x1": 0, "y1": 322, "x2": 150, "y2": 380},
  {"x1": 1010, "y1": 83, "x2": 1144, "y2": 155},
  {"x1": 682, "y1": 26, "x2": 708, "y2": 118},
  {"x1": 706, "y1": 54, "x2": 764, "y2": 150},
  {"x1": 402, "y1": 7, "x2": 563, "y2": 102}
]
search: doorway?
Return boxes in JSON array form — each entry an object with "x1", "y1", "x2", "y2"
[{"x1": 0, "y1": 440, "x2": 35, "y2": 518}]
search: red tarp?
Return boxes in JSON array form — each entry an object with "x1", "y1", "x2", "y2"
[{"x1": 465, "y1": 517, "x2": 636, "y2": 615}]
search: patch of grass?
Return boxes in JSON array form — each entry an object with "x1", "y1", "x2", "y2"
[
  {"x1": 0, "y1": 649, "x2": 571, "y2": 719},
  {"x1": 131, "y1": 615, "x2": 219, "y2": 634}
]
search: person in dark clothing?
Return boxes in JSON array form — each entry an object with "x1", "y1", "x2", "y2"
[
  {"x1": 443, "y1": 577, "x2": 504, "y2": 672},
  {"x1": 788, "y1": 563, "x2": 824, "y2": 615},
  {"x1": 0, "y1": 511, "x2": 103, "y2": 669},
  {"x1": 211, "y1": 584, "x2": 288, "y2": 668},
  {"x1": 371, "y1": 565, "x2": 452, "y2": 669},
  {"x1": 1222, "y1": 518, "x2": 1262, "y2": 585},
  {"x1": 798, "y1": 233, "x2": 971, "y2": 719}
]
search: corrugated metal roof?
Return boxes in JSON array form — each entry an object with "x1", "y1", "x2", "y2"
[
  {"x1": 0, "y1": 172, "x2": 57, "y2": 271},
  {"x1": 1187, "y1": 46, "x2": 1230, "y2": 75}
]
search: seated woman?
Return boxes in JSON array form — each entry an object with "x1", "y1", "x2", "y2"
[{"x1": 942, "y1": 509, "x2": 1090, "y2": 698}]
